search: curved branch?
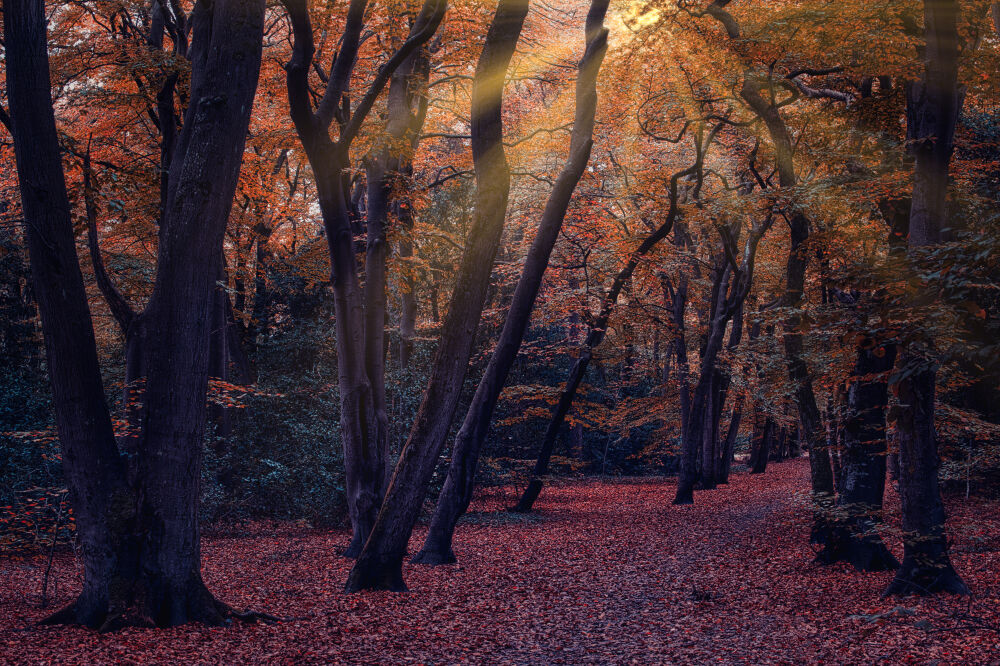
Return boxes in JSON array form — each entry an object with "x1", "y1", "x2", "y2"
[
  {"x1": 337, "y1": 0, "x2": 447, "y2": 150},
  {"x1": 82, "y1": 144, "x2": 136, "y2": 333}
]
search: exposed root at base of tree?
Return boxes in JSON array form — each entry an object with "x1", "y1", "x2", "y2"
[
  {"x1": 882, "y1": 563, "x2": 971, "y2": 598},
  {"x1": 815, "y1": 525, "x2": 901, "y2": 572},
  {"x1": 411, "y1": 548, "x2": 457, "y2": 566},
  {"x1": 38, "y1": 587, "x2": 279, "y2": 632}
]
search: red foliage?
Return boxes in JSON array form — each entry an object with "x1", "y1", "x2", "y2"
[{"x1": 2, "y1": 460, "x2": 998, "y2": 663}]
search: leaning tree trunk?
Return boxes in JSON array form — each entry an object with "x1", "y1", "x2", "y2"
[
  {"x1": 696, "y1": 261, "x2": 735, "y2": 492},
  {"x1": 346, "y1": 0, "x2": 529, "y2": 592},
  {"x1": 413, "y1": 0, "x2": 610, "y2": 565},
  {"x1": 674, "y1": 213, "x2": 772, "y2": 504},
  {"x1": 6, "y1": 0, "x2": 267, "y2": 629},
  {"x1": 818, "y1": 340, "x2": 899, "y2": 571},
  {"x1": 678, "y1": 285, "x2": 730, "y2": 502},
  {"x1": 885, "y1": 0, "x2": 968, "y2": 596}
]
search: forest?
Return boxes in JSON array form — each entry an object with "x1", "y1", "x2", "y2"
[{"x1": 1, "y1": 0, "x2": 1000, "y2": 662}]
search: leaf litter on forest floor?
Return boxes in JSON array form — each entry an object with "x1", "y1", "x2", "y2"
[{"x1": 2, "y1": 458, "x2": 999, "y2": 664}]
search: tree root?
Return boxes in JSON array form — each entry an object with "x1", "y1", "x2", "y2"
[
  {"x1": 411, "y1": 547, "x2": 457, "y2": 566},
  {"x1": 38, "y1": 588, "x2": 280, "y2": 632},
  {"x1": 883, "y1": 562, "x2": 970, "y2": 597}
]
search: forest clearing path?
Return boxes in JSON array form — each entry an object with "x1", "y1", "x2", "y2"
[{"x1": 2, "y1": 458, "x2": 998, "y2": 664}]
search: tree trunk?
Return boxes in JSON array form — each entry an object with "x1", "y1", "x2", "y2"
[
  {"x1": 389, "y1": 48, "x2": 428, "y2": 372},
  {"x1": 749, "y1": 413, "x2": 772, "y2": 474},
  {"x1": 885, "y1": 0, "x2": 968, "y2": 596},
  {"x1": 742, "y1": 78, "x2": 835, "y2": 539},
  {"x1": 282, "y1": 0, "x2": 445, "y2": 556},
  {"x1": 513, "y1": 345, "x2": 594, "y2": 513},
  {"x1": 5, "y1": 0, "x2": 128, "y2": 629},
  {"x1": 818, "y1": 341, "x2": 899, "y2": 571},
  {"x1": 346, "y1": 0, "x2": 529, "y2": 591},
  {"x1": 676, "y1": 312, "x2": 727, "y2": 502},
  {"x1": 717, "y1": 397, "x2": 742, "y2": 484},
  {"x1": 124, "y1": 0, "x2": 266, "y2": 627},
  {"x1": 7, "y1": 0, "x2": 267, "y2": 629},
  {"x1": 675, "y1": 214, "x2": 771, "y2": 504},
  {"x1": 413, "y1": 0, "x2": 609, "y2": 564},
  {"x1": 208, "y1": 268, "x2": 232, "y2": 437}
]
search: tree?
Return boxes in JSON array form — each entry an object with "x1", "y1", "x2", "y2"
[
  {"x1": 282, "y1": 0, "x2": 447, "y2": 556},
  {"x1": 3, "y1": 0, "x2": 267, "y2": 629},
  {"x1": 412, "y1": 0, "x2": 610, "y2": 566},
  {"x1": 674, "y1": 209, "x2": 773, "y2": 503},
  {"x1": 884, "y1": 0, "x2": 969, "y2": 597},
  {"x1": 513, "y1": 122, "x2": 721, "y2": 513},
  {"x1": 346, "y1": 0, "x2": 530, "y2": 591}
]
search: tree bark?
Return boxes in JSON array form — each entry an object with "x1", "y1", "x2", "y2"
[
  {"x1": 703, "y1": 0, "x2": 835, "y2": 540},
  {"x1": 346, "y1": 0, "x2": 528, "y2": 591},
  {"x1": 413, "y1": 0, "x2": 610, "y2": 565},
  {"x1": 6, "y1": 0, "x2": 267, "y2": 629},
  {"x1": 5, "y1": 0, "x2": 128, "y2": 630},
  {"x1": 885, "y1": 0, "x2": 969, "y2": 596},
  {"x1": 740, "y1": 76, "x2": 835, "y2": 539},
  {"x1": 674, "y1": 215, "x2": 771, "y2": 504},
  {"x1": 283, "y1": 0, "x2": 446, "y2": 556},
  {"x1": 717, "y1": 397, "x2": 742, "y2": 484},
  {"x1": 818, "y1": 340, "x2": 899, "y2": 571},
  {"x1": 122, "y1": 0, "x2": 266, "y2": 627},
  {"x1": 749, "y1": 413, "x2": 773, "y2": 474}
]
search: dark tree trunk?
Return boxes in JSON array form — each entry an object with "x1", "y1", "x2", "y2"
[
  {"x1": 704, "y1": 0, "x2": 838, "y2": 541},
  {"x1": 208, "y1": 268, "x2": 232, "y2": 437},
  {"x1": 283, "y1": 0, "x2": 445, "y2": 556},
  {"x1": 513, "y1": 344, "x2": 593, "y2": 513},
  {"x1": 818, "y1": 341, "x2": 899, "y2": 571},
  {"x1": 717, "y1": 398, "x2": 742, "y2": 484},
  {"x1": 749, "y1": 414, "x2": 773, "y2": 474},
  {"x1": 781, "y1": 222, "x2": 835, "y2": 542},
  {"x1": 118, "y1": 0, "x2": 266, "y2": 627},
  {"x1": 346, "y1": 0, "x2": 528, "y2": 591},
  {"x1": 739, "y1": 74, "x2": 835, "y2": 541},
  {"x1": 6, "y1": 0, "x2": 267, "y2": 629},
  {"x1": 389, "y1": 49, "x2": 429, "y2": 371},
  {"x1": 363, "y1": 42, "x2": 430, "y2": 492},
  {"x1": 885, "y1": 0, "x2": 968, "y2": 596},
  {"x1": 413, "y1": 0, "x2": 610, "y2": 565},
  {"x1": 682, "y1": 303, "x2": 728, "y2": 499},
  {"x1": 772, "y1": 425, "x2": 788, "y2": 462},
  {"x1": 5, "y1": 0, "x2": 129, "y2": 630},
  {"x1": 675, "y1": 216, "x2": 772, "y2": 504}
]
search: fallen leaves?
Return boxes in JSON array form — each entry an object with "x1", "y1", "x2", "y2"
[{"x1": 1, "y1": 459, "x2": 998, "y2": 664}]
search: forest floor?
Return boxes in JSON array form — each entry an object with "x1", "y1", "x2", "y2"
[{"x1": 2, "y1": 458, "x2": 1000, "y2": 665}]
